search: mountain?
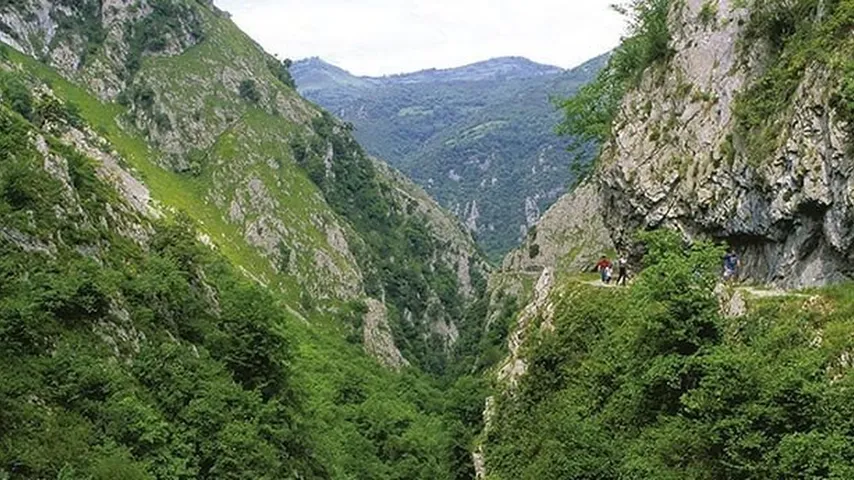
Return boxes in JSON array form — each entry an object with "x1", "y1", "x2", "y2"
[
  {"x1": 291, "y1": 54, "x2": 607, "y2": 258},
  {"x1": 0, "y1": 1, "x2": 493, "y2": 477},
  {"x1": 378, "y1": 57, "x2": 564, "y2": 84},
  {"x1": 8, "y1": 0, "x2": 854, "y2": 478},
  {"x1": 479, "y1": 0, "x2": 854, "y2": 478}
]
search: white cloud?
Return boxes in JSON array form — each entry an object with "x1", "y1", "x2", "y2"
[{"x1": 214, "y1": 0, "x2": 627, "y2": 76}]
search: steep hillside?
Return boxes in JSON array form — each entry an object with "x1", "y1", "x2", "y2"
[
  {"x1": 292, "y1": 55, "x2": 607, "y2": 258},
  {"x1": 484, "y1": 231, "x2": 854, "y2": 479},
  {"x1": 0, "y1": 1, "x2": 494, "y2": 478},
  {"x1": 0, "y1": 65, "x2": 327, "y2": 478},
  {"x1": 502, "y1": 180, "x2": 615, "y2": 276},
  {"x1": 0, "y1": 0, "x2": 490, "y2": 371},
  {"x1": 496, "y1": 0, "x2": 854, "y2": 289},
  {"x1": 478, "y1": 1, "x2": 854, "y2": 478}
]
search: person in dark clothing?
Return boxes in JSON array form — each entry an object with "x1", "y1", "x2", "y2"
[
  {"x1": 617, "y1": 257, "x2": 629, "y2": 286},
  {"x1": 723, "y1": 250, "x2": 741, "y2": 282}
]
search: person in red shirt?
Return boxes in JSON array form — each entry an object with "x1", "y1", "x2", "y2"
[{"x1": 596, "y1": 256, "x2": 613, "y2": 284}]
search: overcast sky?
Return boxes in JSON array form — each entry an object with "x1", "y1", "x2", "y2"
[{"x1": 214, "y1": 0, "x2": 627, "y2": 76}]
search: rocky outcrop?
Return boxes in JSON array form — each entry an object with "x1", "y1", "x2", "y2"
[
  {"x1": 374, "y1": 159, "x2": 489, "y2": 302},
  {"x1": 599, "y1": 0, "x2": 854, "y2": 288},
  {"x1": 0, "y1": 0, "x2": 204, "y2": 100},
  {"x1": 373, "y1": 159, "x2": 490, "y2": 350},
  {"x1": 497, "y1": 267, "x2": 556, "y2": 387},
  {"x1": 503, "y1": 181, "x2": 615, "y2": 275},
  {"x1": 362, "y1": 298, "x2": 409, "y2": 370}
]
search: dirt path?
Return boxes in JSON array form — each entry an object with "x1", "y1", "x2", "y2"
[
  {"x1": 579, "y1": 279, "x2": 807, "y2": 299},
  {"x1": 736, "y1": 286, "x2": 808, "y2": 299},
  {"x1": 581, "y1": 280, "x2": 623, "y2": 289}
]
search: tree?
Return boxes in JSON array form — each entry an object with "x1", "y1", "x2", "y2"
[
  {"x1": 238, "y1": 79, "x2": 261, "y2": 103},
  {"x1": 557, "y1": 0, "x2": 673, "y2": 156}
]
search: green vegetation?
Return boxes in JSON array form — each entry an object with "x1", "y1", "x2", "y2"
[
  {"x1": 292, "y1": 111, "x2": 483, "y2": 375},
  {"x1": 52, "y1": 0, "x2": 105, "y2": 66},
  {"x1": 0, "y1": 3, "x2": 497, "y2": 477},
  {"x1": 266, "y1": 56, "x2": 296, "y2": 89},
  {"x1": 0, "y1": 71, "x2": 34, "y2": 120},
  {"x1": 292, "y1": 56, "x2": 607, "y2": 258},
  {"x1": 558, "y1": 0, "x2": 673, "y2": 173},
  {"x1": 486, "y1": 230, "x2": 854, "y2": 479},
  {"x1": 699, "y1": 0, "x2": 719, "y2": 27},
  {"x1": 454, "y1": 291, "x2": 520, "y2": 375},
  {"x1": 238, "y1": 79, "x2": 261, "y2": 103},
  {"x1": 733, "y1": 0, "x2": 854, "y2": 164},
  {"x1": 0, "y1": 102, "x2": 322, "y2": 478},
  {"x1": 0, "y1": 66, "x2": 490, "y2": 479}
]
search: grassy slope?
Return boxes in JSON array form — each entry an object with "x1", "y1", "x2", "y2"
[
  {"x1": 137, "y1": 7, "x2": 363, "y2": 301},
  {"x1": 2, "y1": 45, "x2": 473, "y2": 477},
  {"x1": 4, "y1": 2, "x2": 369, "y2": 306},
  {"x1": 6, "y1": 46, "x2": 306, "y2": 297}
]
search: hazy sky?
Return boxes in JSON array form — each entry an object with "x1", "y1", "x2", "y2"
[{"x1": 214, "y1": 0, "x2": 627, "y2": 76}]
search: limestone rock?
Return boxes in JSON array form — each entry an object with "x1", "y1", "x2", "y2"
[
  {"x1": 504, "y1": 181, "x2": 615, "y2": 275},
  {"x1": 598, "y1": 0, "x2": 854, "y2": 288},
  {"x1": 362, "y1": 298, "x2": 409, "y2": 370}
]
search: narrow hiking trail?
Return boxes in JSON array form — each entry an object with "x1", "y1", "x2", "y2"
[
  {"x1": 736, "y1": 286, "x2": 809, "y2": 299},
  {"x1": 580, "y1": 279, "x2": 808, "y2": 299}
]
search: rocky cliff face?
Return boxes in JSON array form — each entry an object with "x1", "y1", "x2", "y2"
[
  {"x1": 0, "y1": 0, "x2": 206, "y2": 100},
  {"x1": 600, "y1": 0, "x2": 854, "y2": 288},
  {"x1": 503, "y1": 181, "x2": 614, "y2": 275},
  {"x1": 0, "y1": 0, "x2": 486, "y2": 369},
  {"x1": 507, "y1": 0, "x2": 854, "y2": 290}
]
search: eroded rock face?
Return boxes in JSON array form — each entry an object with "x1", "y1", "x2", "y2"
[
  {"x1": 372, "y1": 159, "x2": 491, "y2": 351},
  {"x1": 599, "y1": 0, "x2": 854, "y2": 288},
  {"x1": 1, "y1": 0, "x2": 205, "y2": 100},
  {"x1": 497, "y1": 267, "x2": 555, "y2": 387},
  {"x1": 362, "y1": 298, "x2": 409, "y2": 370},
  {"x1": 504, "y1": 181, "x2": 615, "y2": 275}
]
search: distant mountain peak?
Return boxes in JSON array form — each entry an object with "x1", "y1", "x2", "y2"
[
  {"x1": 386, "y1": 56, "x2": 564, "y2": 83},
  {"x1": 290, "y1": 57, "x2": 372, "y2": 92},
  {"x1": 293, "y1": 56, "x2": 565, "y2": 87}
]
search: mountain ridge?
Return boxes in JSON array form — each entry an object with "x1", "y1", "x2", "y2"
[{"x1": 294, "y1": 55, "x2": 570, "y2": 85}]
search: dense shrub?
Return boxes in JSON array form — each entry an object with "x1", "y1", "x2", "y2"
[
  {"x1": 123, "y1": 0, "x2": 204, "y2": 76},
  {"x1": 267, "y1": 56, "x2": 296, "y2": 89},
  {"x1": 238, "y1": 79, "x2": 261, "y2": 103},
  {"x1": 0, "y1": 72, "x2": 33, "y2": 120},
  {"x1": 486, "y1": 230, "x2": 854, "y2": 479}
]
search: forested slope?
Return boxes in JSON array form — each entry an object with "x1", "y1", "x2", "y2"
[
  {"x1": 486, "y1": 231, "x2": 854, "y2": 479},
  {"x1": 0, "y1": 0, "x2": 495, "y2": 478}
]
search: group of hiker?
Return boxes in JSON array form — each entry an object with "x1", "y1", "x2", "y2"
[
  {"x1": 595, "y1": 248, "x2": 742, "y2": 286},
  {"x1": 595, "y1": 255, "x2": 629, "y2": 286}
]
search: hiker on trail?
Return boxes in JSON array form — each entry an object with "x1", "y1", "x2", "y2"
[
  {"x1": 617, "y1": 257, "x2": 629, "y2": 286},
  {"x1": 596, "y1": 256, "x2": 613, "y2": 284},
  {"x1": 723, "y1": 249, "x2": 741, "y2": 282}
]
